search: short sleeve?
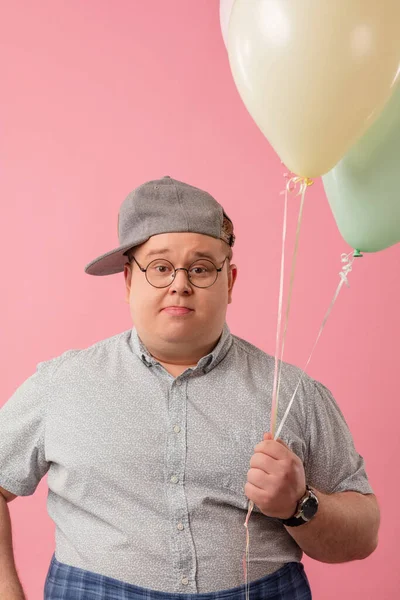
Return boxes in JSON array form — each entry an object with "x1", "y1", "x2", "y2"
[
  {"x1": 304, "y1": 380, "x2": 373, "y2": 495},
  {"x1": 0, "y1": 361, "x2": 53, "y2": 496}
]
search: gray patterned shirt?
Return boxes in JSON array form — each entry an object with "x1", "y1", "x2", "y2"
[{"x1": 0, "y1": 323, "x2": 372, "y2": 593}]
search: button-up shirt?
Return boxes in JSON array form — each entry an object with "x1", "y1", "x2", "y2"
[{"x1": 0, "y1": 324, "x2": 372, "y2": 592}]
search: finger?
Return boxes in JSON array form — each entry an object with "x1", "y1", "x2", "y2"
[
  {"x1": 275, "y1": 438, "x2": 292, "y2": 452},
  {"x1": 254, "y1": 440, "x2": 289, "y2": 460},
  {"x1": 264, "y1": 432, "x2": 290, "y2": 452},
  {"x1": 250, "y1": 452, "x2": 282, "y2": 474},
  {"x1": 244, "y1": 481, "x2": 267, "y2": 508},
  {"x1": 247, "y1": 467, "x2": 270, "y2": 490}
]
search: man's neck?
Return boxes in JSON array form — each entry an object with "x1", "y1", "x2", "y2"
[
  {"x1": 156, "y1": 360, "x2": 196, "y2": 378},
  {"x1": 138, "y1": 332, "x2": 222, "y2": 377}
]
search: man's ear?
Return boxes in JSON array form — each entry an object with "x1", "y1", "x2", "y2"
[
  {"x1": 227, "y1": 264, "x2": 238, "y2": 304},
  {"x1": 124, "y1": 263, "x2": 132, "y2": 304}
]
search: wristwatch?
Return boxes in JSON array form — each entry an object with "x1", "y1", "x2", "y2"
[{"x1": 278, "y1": 486, "x2": 319, "y2": 527}]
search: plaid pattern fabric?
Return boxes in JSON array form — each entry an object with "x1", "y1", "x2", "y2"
[{"x1": 44, "y1": 554, "x2": 311, "y2": 600}]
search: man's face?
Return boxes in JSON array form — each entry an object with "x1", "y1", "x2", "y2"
[{"x1": 124, "y1": 232, "x2": 237, "y2": 350}]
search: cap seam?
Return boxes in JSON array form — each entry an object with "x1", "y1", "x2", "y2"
[{"x1": 173, "y1": 180, "x2": 190, "y2": 232}]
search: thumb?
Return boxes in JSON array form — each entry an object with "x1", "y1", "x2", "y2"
[
  {"x1": 264, "y1": 432, "x2": 291, "y2": 451},
  {"x1": 275, "y1": 437, "x2": 291, "y2": 450}
]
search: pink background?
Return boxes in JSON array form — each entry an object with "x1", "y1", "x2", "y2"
[{"x1": 1, "y1": 2, "x2": 399, "y2": 598}]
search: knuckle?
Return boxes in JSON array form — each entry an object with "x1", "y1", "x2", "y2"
[
  {"x1": 249, "y1": 455, "x2": 257, "y2": 468},
  {"x1": 247, "y1": 468, "x2": 256, "y2": 483}
]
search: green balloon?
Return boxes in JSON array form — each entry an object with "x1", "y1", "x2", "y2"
[{"x1": 323, "y1": 81, "x2": 400, "y2": 252}]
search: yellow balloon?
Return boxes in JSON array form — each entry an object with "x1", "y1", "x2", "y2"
[{"x1": 228, "y1": 0, "x2": 400, "y2": 178}]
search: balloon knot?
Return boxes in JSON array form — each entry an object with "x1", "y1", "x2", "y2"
[
  {"x1": 339, "y1": 252, "x2": 356, "y2": 287},
  {"x1": 286, "y1": 176, "x2": 314, "y2": 195}
]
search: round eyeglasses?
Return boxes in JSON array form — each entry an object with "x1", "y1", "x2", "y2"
[{"x1": 130, "y1": 256, "x2": 229, "y2": 289}]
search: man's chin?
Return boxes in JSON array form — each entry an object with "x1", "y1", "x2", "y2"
[
  {"x1": 157, "y1": 321, "x2": 200, "y2": 342},
  {"x1": 159, "y1": 330, "x2": 196, "y2": 344}
]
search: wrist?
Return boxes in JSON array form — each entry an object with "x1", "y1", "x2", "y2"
[{"x1": 278, "y1": 485, "x2": 319, "y2": 527}]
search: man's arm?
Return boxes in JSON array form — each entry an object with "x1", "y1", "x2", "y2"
[
  {"x1": 246, "y1": 434, "x2": 380, "y2": 564},
  {"x1": 0, "y1": 487, "x2": 26, "y2": 600},
  {"x1": 285, "y1": 490, "x2": 379, "y2": 563}
]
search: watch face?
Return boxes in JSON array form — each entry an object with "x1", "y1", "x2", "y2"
[{"x1": 302, "y1": 495, "x2": 319, "y2": 520}]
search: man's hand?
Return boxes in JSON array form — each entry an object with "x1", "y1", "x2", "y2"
[
  {"x1": 245, "y1": 432, "x2": 306, "y2": 519},
  {"x1": 245, "y1": 433, "x2": 380, "y2": 563}
]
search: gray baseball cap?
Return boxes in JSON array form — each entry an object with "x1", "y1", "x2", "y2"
[{"x1": 84, "y1": 176, "x2": 235, "y2": 276}]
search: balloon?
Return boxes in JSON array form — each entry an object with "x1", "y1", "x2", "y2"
[
  {"x1": 227, "y1": 0, "x2": 400, "y2": 178},
  {"x1": 323, "y1": 81, "x2": 400, "y2": 252},
  {"x1": 219, "y1": 0, "x2": 235, "y2": 48}
]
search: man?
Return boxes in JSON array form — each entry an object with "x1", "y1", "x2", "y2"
[{"x1": 0, "y1": 176, "x2": 379, "y2": 600}]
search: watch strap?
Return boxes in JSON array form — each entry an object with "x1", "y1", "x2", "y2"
[{"x1": 278, "y1": 486, "x2": 318, "y2": 527}]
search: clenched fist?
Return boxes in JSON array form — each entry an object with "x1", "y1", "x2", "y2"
[{"x1": 245, "y1": 432, "x2": 306, "y2": 519}]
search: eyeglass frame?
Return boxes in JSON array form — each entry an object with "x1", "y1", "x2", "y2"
[{"x1": 128, "y1": 255, "x2": 230, "y2": 289}]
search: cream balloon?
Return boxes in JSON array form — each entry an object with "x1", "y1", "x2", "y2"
[
  {"x1": 228, "y1": 0, "x2": 400, "y2": 178},
  {"x1": 219, "y1": 0, "x2": 235, "y2": 48}
]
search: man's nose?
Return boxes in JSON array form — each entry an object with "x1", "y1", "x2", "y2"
[{"x1": 169, "y1": 268, "x2": 192, "y2": 293}]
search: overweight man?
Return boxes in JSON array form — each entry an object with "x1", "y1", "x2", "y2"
[{"x1": 0, "y1": 176, "x2": 379, "y2": 600}]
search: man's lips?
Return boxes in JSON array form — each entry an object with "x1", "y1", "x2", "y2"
[{"x1": 162, "y1": 306, "x2": 194, "y2": 315}]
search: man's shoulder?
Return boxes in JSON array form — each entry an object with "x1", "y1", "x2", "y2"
[
  {"x1": 37, "y1": 329, "x2": 132, "y2": 376},
  {"x1": 231, "y1": 333, "x2": 272, "y2": 360},
  {"x1": 230, "y1": 332, "x2": 314, "y2": 384},
  {"x1": 230, "y1": 333, "x2": 287, "y2": 366}
]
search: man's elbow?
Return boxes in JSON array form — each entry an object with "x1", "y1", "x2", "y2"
[
  {"x1": 356, "y1": 535, "x2": 379, "y2": 560},
  {"x1": 304, "y1": 534, "x2": 379, "y2": 564},
  {"x1": 355, "y1": 494, "x2": 380, "y2": 560},
  {"x1": 345, "y1": 530, "x2": 379, "y2": 562}
]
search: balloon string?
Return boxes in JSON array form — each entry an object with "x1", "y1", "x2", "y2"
[
  {"x1": 243, "y1": 175, "x2": 312, "y2": 600},
  {"x1": 243, "y1": 504, "x2": 252, "y2": 600},
  {"x1": 269, "y1": 177, "x2": 289, "y2": 437},
  {"x1": 271, "y1": 176, "x2": 311, "y2": 436},
  {"x1": 274, "y1": 250, "x2": 360, "y2": 439}
]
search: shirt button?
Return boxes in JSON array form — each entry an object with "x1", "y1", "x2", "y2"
[
  {"x1": 177, "y1": 522, "x2": 184, "y2": 531},
  {"x1": 176, "y1": 379, "x2": 182, "y2": 386},
  {"x1": 170, "y1": 475, "x2": 179, "y2": 484},
  {"x1": 181, "y1": 577, "x2": 189, "y2": 586},
  {"x1": 173, "y1": 425, "x2": 181, "y2": 433}
]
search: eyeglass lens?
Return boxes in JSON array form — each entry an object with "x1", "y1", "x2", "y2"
[{"x1": 145, "y1": 259, "x2": 218, "y2": 288}]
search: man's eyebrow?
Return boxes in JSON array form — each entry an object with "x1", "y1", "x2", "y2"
[
  {"x1": 143, "y1": 249, "x2": 220, "y2": 262},
  {"x1": 143, "y1": 249, "x2": 170, "y2": 258}
]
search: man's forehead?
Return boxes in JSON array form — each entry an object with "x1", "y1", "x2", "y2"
[{"x1": 138, "y1": 233, "x2": 225, "y2": 258}]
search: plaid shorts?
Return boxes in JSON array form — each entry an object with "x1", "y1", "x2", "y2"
[{"x1": 44, "y1": 554, "x2": 311, "y2": 600}]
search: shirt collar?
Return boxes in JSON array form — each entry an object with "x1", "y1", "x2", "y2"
[{"x1": 129, "y1": 322, "x2": 233, "y2": 374}]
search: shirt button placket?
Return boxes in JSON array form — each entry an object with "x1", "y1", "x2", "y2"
[{"x1": 167, "y1": 378, "x2": 197, "y2": 592}]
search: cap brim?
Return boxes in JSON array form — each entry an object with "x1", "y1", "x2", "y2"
[{"x1": 84, "y1": 243, "x2": 137, "y2": 276}]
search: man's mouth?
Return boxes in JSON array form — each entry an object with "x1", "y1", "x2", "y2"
[{"x1": 162, "y1": 306, "x2": 193, "y2": 315}]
